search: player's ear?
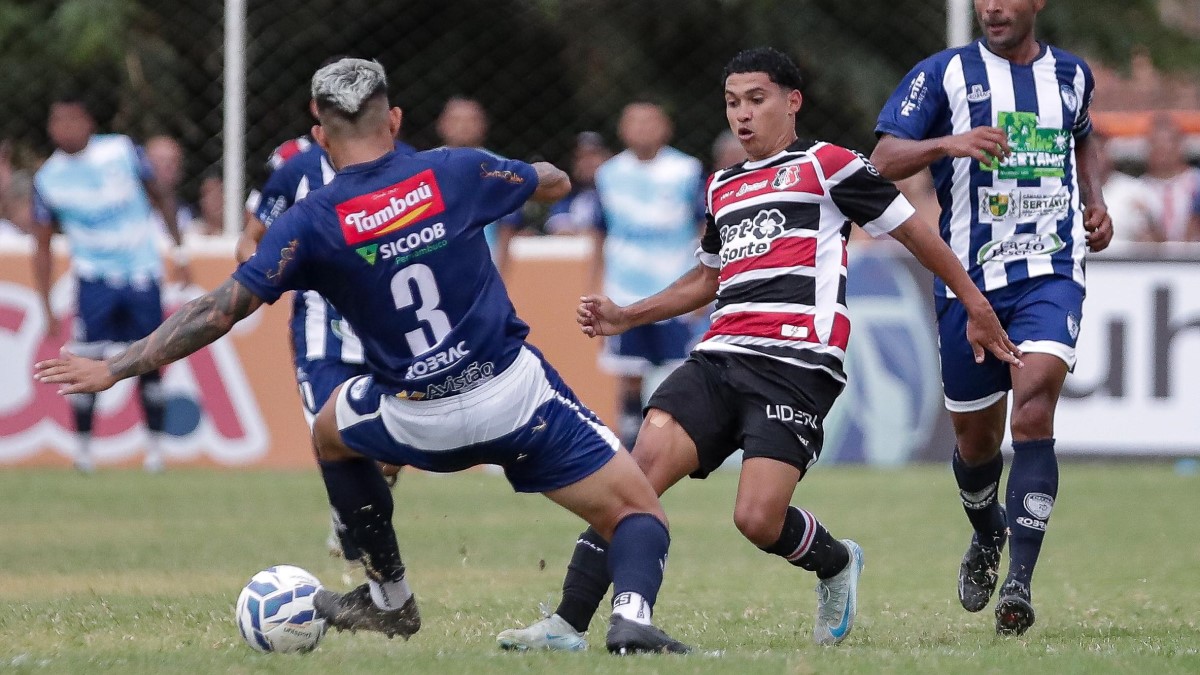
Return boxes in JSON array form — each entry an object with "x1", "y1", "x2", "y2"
[
  {"x1": 389, "y1": 107, "x2": 403, "y2": 139},
  {"x1": 312, "y1": 125, "x2": 328, "y2": 151},
  {"x1": 788, "y1": 89, "x2": 803, "y2": 117}
]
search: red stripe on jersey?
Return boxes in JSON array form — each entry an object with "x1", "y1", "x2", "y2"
[
  {"x1": 841, "y1": 239, "x2": 848, "y2": 267},
  {"x1": 720, "y1": 236, "x2": 817, "y2": 281},
  {"x1": 829, "y1": 312, "x2": 851, "y2": 351},
  {"x1": 705, "y1": 312, "x2": 817, "y2": 343},
  {"x1": 713, "y1": 169, "x2": 774, "y2": 205},
  {"x1": 813, "y1": 143, "x2": 856, "y2": 179}
]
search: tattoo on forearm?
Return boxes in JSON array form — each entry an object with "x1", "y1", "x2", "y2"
[{"x1": 106, "y1": 279, "x2": 259, "y2": 380}]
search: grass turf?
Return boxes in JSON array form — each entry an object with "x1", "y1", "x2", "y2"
[{"x1": 0, "y1": 464, "x2": 1197, "y2": 673}]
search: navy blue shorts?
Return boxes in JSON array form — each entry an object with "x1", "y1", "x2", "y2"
[
  {"x1": 296, "y1": 358, "x2": 370, "y2": 425},
  {"x1": 74, "y1": 277, "x2": 163, "y2": 345},
  {"x1": 599, "y1": 318, "x2": 691, "y2": 376},
  {"x1": 334, "y1": 347, "x2": 619, "y2": 493},
  {"x1": 937, "y1": 276, "x2": 1084, "y2": 413}
]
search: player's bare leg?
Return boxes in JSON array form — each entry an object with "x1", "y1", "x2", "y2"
[
  {"x1": 949, "y1": 399, "x2": 1010, "y2": 613},
  {"x1": 995, "y1": 353, "x2": 1069, "y2": 636},
  {"x1": 308, "y1": 387, "x2": 420, "y2": 639},
  {"x1": 735, "y1": 458, "x2": 861, "y2": 645},
  {"x1": 543, "y1": 445, "x2": 689, "y2": 654}
]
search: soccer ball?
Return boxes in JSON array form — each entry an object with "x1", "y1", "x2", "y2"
[{"x1": 235, "y1": 565, "x2": 326, "y2": 653}]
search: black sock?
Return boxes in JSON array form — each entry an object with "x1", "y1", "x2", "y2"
[
  {"x1": 555, "y1": 527, "x2": 610, "y2": 633},
  {"x1": 760, "y1": 506, "x2": 849, "y2": 579},
  {"x1": 138, "y1": 371, "x2": 166, "y2": 432},
  {"x1": 607, "y1": 513, "x2": 670, "y2": 617},
  {"x1": 1006, "y1": 438, "x2": 1058, "y2": 588},
  {"x1": 70, "y1": 393, "x2": 96, "y2": 435},
  {"x1": 952, "y1": 447, "x2": 1006, "y2": 545},
  {"x1": 318, "y1": 457, "x2": 404, "y2": 582},
  {"x1": 618, "y1": 389, "x2": 642, "y2": 448}
]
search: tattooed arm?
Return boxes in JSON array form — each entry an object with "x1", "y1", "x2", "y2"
[{"x1": 34, "y1": 278, "x2": 264, "y2": 394}]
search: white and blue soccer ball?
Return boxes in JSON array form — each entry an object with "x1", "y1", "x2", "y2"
[{"x1": 235, "y1": 565, "x2": 326, "y2": 653}]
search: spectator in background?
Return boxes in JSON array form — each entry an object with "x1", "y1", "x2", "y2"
[
  {"x1": 710, "y1": 129, "x2": 747, "y2": 170},
  {"x1": 592, "y1": 99, "x2": 705, "y2": 448},
  {"x1": 0, "y1": 140, "x2": 34, "y2": 238},
  {"x1": 1095, "y1": 132, "x2": 1158, "y2": 243},
  {"x1": 543, "y1": 131, "x2": 610, "y2": 235},
  {"x1": 194, "y1": 172, "x2": 225, "y2": 236},
  {"x1": 1141, "y1": 113, "x2": 1200, "y2": 242},
  {"x1": 144, "y1": 135, "x2": 197, "y2": 238},
  {"x1": 436, "y1": 96, "x2": 523, "y2": 273}
]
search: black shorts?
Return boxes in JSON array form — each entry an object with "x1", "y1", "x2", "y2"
[{"x1": 646, "y1": 350, "x2": 844, "y2": 479}]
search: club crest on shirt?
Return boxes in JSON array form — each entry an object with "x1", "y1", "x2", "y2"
[
  {"x1": 966, "y1": 84, "x2": 991, "y2": 103},
  {"x1": 337, "y1": 169, "x2": 446, "y2": 245},
  {"x1": 1060, "y1": 84, "x2": 1079, "y2": 113}
]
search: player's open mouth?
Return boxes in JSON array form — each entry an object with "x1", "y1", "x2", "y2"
[{"x1": 737, "y1": 128, "x2": 754, "y2": 140}]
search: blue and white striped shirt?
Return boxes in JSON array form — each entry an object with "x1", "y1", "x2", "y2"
[{"x1": 876, "y1": 40, "x2": 1095, "y2": 297}]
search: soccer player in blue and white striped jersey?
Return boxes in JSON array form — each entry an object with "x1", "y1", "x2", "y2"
[{"x1": 872, "y1": 0, "x2": 1114, "y2": 637}]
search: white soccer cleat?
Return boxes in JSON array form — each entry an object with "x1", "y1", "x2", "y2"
[
  {"x1": 497, "y1": 612, "x2": 588, "y2": 651},
  {"x1": 812, "y1": 539, "x2": 864, "y2": 646}
]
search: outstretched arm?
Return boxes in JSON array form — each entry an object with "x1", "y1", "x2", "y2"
[
  {"x1": 578, "y1": 263, "x2": 718, "y2": 337},
  {"x1": 871, "y1": 129, "x2": 1011, "y2": 182},
  {"x1": 35, "y1": 278, "x2": 264, "y2": 393}
]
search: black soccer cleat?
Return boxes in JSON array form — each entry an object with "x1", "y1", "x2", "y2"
[
  {"x1": 605, "y1": 615, "x2": 691, "y2": 655},
  {"x1": 994, "y1": 579, "x2": 1036, "y2": 636},
  {"x1": 313, "y1": 583, "x2": 421, "y2": 640},
  {"x1": 958, "y1": 507, "x2": 1007, "y2": 613}
]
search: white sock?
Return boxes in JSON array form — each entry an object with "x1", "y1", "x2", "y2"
[
  {"x1": 611, "y1": 592, "x2": 652, "y2": 625},
  {"x1": 145, "y1": 432, "x2": 164, "y2": 459},
  {"x1": 369, "y1": 577, "x2": 412, "y2": 611},
  {"x1": 76, "y1": 433, "x2": 91, "y2": 459}
]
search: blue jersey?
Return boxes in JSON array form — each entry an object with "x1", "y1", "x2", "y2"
[
  {"x1": 876, "y1": 40, "x2": 1095, "y2": 297},
  {"x1": 595, "y1": 147, "x2": 705, "y2": 306},
  {"x1": 33, "y1": 134, "x2": 161, "y2": 282},
  {"x1": 255, "y1": 139, "x2": 416, "y2": 365},
  {"x1": 235, "y1": 147, "x2": 538, "y2": 399}
]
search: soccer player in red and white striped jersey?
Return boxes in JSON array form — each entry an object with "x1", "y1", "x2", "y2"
[{"x1": 497, "y1": 47, "x2": 1020, "y2": 651}]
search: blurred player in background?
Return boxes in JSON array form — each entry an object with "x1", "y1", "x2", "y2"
[
  {"x1": 24, "y1": 92, "x2": 190, "y2": 473},
  {"x1": 38, "y1": 58, "x2": 691, "y2": 655},
  {"x1": 1141, "y1": 112, "x2": 1200, "y2": 242},
  {"x1": 872, "y1": 0, "x2": 1113, "y2": 636},
  {"x1": 497, "y1": 46, "x2": 1019, "y2": 651},
  {"x1": 591, "y1": 99, "x2": 706, "y2": 448},
  {"x1": 235, "y1": 72, "x2": 416, "y2": 571},
  {"x1": 435, "y1": 96, "x2": 524, "y2": 274},
  {"x1": 543, "y1": 131, "x2": 610, "y2": 236},
  {"x1": 144, "y1": 135, "x2": 199, "y2": 240}
]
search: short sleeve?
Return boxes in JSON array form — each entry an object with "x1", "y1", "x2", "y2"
[
  {"x1": 875, "y1": 58, "x2": 948, "y2": 141},
  {"x1": 817, "y1": 143, "x2": 915, "y2": 237},
  {"x1": 1073, "y1": 61, "x2": 1096, "y2": 139},
  {"x1": 231, "y1": 204, "x2": 311, "y2": 304},
  {"x1": 255, "y1": 167, "x2": 296, "y2": 227},
  {"x1": 454, "y1": 148, "x2": 538, "y2": 227},
  {"x1": 696, "y1": 214, "x2": 721, "y2": 268}
]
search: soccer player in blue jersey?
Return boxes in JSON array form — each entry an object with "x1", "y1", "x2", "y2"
[
  {"x1": 27, "y1": 92, "x2": 190, "y2": 474},
  {"x1": 35, "y1": 58, "x2": 689, "y2": 654},
  {"x1": 871, "y1": 0, "x2": 1114, "y2": 636},
  {"x1": 237, "y1": 113, "x2": 417, "y2": 569}
]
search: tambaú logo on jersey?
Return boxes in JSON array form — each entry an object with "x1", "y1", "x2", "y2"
[{"x1": 337, "y1": 169, "x2": 446, "y2": 246}]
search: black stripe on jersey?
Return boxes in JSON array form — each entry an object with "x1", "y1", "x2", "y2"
[
  {"x1": 717, "y1": 274, "x2": 816, "y2": 309},
  {"x1": 701, "y1": 214, "x2": 721, "y2": 255},
  {"x1": 705, "y1": 342, "x2": 846, "y2": 379},
  {"x1": 837, "y1": 271, "x2": 847, "y2": 306},
  {"x1": 828, "y1": 165, "x2": 901, "y2": 226},
  {"x1": 719, "y1": 201, "x2": 822, "y2": 233},
  {"x1": 711, "y1": 139, "x2": 818, "y2": 184}
]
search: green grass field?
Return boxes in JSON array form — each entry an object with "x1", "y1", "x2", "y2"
[{"x1": 1, "y1": 464, "x2": 1197, "y2": 673}]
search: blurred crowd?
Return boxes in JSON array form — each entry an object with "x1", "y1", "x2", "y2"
[{"x1": 1, "y1": 100, "x2": 1198, "y2": 249}]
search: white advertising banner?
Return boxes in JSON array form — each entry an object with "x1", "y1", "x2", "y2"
[{"x1": 1058, "y1": 257, "x2": 1200, "y2": 455}]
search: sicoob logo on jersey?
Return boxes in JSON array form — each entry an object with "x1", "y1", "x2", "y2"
[{"x1": 337, "y1": 169, "x2": 446, "y2": 245}]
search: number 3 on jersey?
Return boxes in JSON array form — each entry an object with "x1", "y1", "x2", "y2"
[{"x1": 390, "y1": 264, "x2": 452, "y2": 355}]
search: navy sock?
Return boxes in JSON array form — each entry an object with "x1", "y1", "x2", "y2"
[
  {"x1": 318, "y1": 457, "x2": 405, "y2": 582},
  {"x1": 607, "y1": 513, "x2": 669, "y2": 612},
  {"x1": 554, "y1": 527, "x2": 611, "y2": 633},
  {"x1": 760, "y1": 506, "x2": 849, "y2": 579},
  {"x1": 618, "y1": 389, "x2": 642, "y2": 448},
  {"x1": 952, "y1": 447, "x2": 1006, "y2": 545},
  {"x1": 70, "y1": 393, "x2": 96, "y2": 434},
  {"x1": 138, "y1": 371, "x2": 166, "y2": 432},
  {"x1": 1006, "y1": 438, "x2": 1059, "y2": 588}
]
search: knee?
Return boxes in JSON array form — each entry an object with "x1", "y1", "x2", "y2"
[
  {"x1": 312, "y1": 397, "x2": 355, "y2": 462},
  {"x1": 732, "y1": 501, "x2": 785, "y2": 548},
  {"x1": 1010, "y1": 398, "x2": 1055, "y2": 440}
]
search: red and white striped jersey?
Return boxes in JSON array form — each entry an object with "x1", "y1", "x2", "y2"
[{"x1": 695, "y1": 139, "x2": 915, "y2": 382}]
